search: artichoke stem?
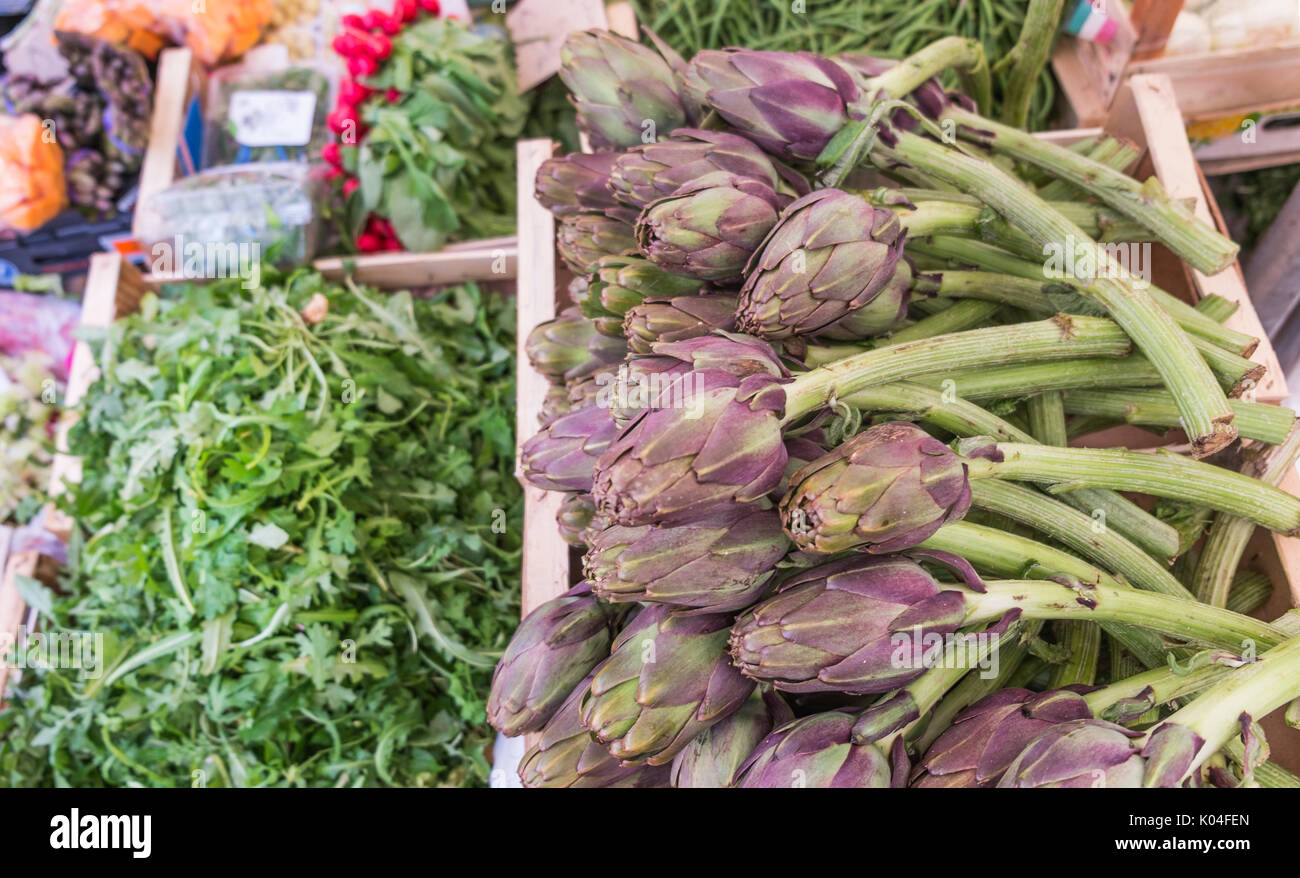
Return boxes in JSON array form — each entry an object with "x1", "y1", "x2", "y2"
[
  {"x1": 967, "y1": 581, "x2": 1288, "y2": 653},
  {"x1": 878, "y1": 130, "x2": 1236, "y2": 457},
  {"x1": 1082, "y1": 662, "x2": 1229, "y2": 717},
  {"x1": 939, "y1": 103, "x2": 1239, "y2": 276},
  {"x1": 964, "y1": 441, "x2": 1300, "y2": 537}
]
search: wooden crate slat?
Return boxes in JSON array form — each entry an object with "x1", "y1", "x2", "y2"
[
  {"x1": 132, "y1": 48, "x2": 199, "y2": 242},
  {"x1": 313, "y1": 240, "x2": 519, "y2": 287},
  {"x1": 515, "y1": 139, "x2": 572, "y2": 617}
]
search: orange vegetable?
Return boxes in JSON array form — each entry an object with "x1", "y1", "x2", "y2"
[
  {"x1": 0, "y1": 115, "x2": 68, "y2": 232},
  {"x1": 54, "y1": 0, "x2": 272, "y2": 65}
]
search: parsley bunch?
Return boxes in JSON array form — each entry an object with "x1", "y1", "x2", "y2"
[{"x1": 0, "y1": 267, "x2": 522, "y2": 787}]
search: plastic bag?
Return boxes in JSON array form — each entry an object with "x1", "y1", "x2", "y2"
[
  {"x1": 54, "y1": 0, "x2": 273, "y2": 65},
  {"x1": 139, "y1": 162, "x2": 322, "y2": 274},
  {"x1": 203, "y1": 60, "x2": 334, "y2": 167},
  {"x1": 0, "y1": 115, "x2": 68, "y2": 233}
]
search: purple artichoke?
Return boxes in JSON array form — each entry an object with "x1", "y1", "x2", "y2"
[
  {"x1": 733, "y1": 710, "x2": 896, "y2": 788},
  {"x1": 557, "y1": 214, "x2": 638, "y2": 276},
  {"x1": 524, "y1": 306, "x2": 627, "y2": 384},
  {"x1": 912, "y1": 688, "x2": 1095, "y2": 788},
  {"x1": 608, "y1": 128, "x2": 807, "y2": 218},
  {"x1": 486, "y1": 583, "x2": 622, "y2": 736},
  {"x1": 781, "y1": 421, "x2": 972, "y2": 554},
  {"x1": 997, "y1": 718, "x2": 1146, "y2": 788},
  {"x1": 521, "y1": 405, "x2": 621, "y2": 493},
  {"x1": 557, "y1": 493, "x2": 598, "y2": 546},
  {"x1": 736, "y1": 190, "x2": 908, "y2": 340},
  {"x1": 581, "y1": 255, "x2": 703, "y2": 330},
  {"x1": 534, "y1": 151, "x2": 622, "y2": 217},
  {"x1": 579, "y1": 605, "x2": 756, "y2": 766},
  {"x1": 817, "y1": 259, "x2": 914, "y2": 341},
  {"x1": 624, "y1": 294, "x2": 739, "y2": 354},
  {"x1": 686, "y1": 50, "x2": 864, "y2": 162},
  {"x1": 558, "y1": 30, "x2": 687, "y2": 150},
  {"x1": 729, "y1": 552, "x2": 983, "y2": 695},
  {"x1": 583, "y1": 504, "x2": 789, "y2": 612},
  {"x1": 593, "y1": 367, "x2": 790, "y2": 526},
  {"x1": 604, "y1": 332, "x2": 788, "y2": 428},
  {"x1": 635, "y1": 171, "x2": 789, "y2": 283},
  {"x1": 671, "y1": 689, "x2": 795, "y2": 788},
  {"x1": 518, "y1": 674, "x2": 672, "y2": 788}
]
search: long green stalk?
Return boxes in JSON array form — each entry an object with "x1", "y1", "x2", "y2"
[
  {"x1": 837, "y1": 381, "x2": 1180, "y2": 558},
  {"x1": 1062, "y1": 389, "x2": 1295, "y2": 445},
  {"x1": 908, "y1": 236, "x2": 1258, "y2": 356},
  {"x1": 970, "y1": 479, "x2": 1190, "y2": 595},
  {"x1": 920, "y1": 521, "x2": 1166, "y2": 668},
  {"x1": 968, "y1": 581, "x2": 1290, "y2": 650},
  {"x1": 992, "y1": 0, "x2": 1065, "y2": 129},
  {"x1": 878, "y1": 130, "x2": 1236, "y2": 455},
  {"x1": 1145, "y1": 636, "x2": 1300, "y2": 783},
  {"x1": 782, "y1": 316, "x2": 1130, "y2": 423},
  {"x1": 1038, "y1": 136, "x2": 1141, "y2": 201},
  {"x1": 915, "y1": 357, "x2": 1163, "y2": 399},
  {"x1": 884, "y1": 299, "x2": 1000, "y2": 344},
  {"x1": 964, "y1": 441, "x2": 1300, "y2": 536},
  {"x1": 1193, "y1": 425, "x2": 1300, "y2": 606},
  {"x1": 1082, "y1": 662, "x2": 1231, "y2": 717},
  {"x1": 1223, "y1": 739, "x2": 1300, "y2": 788},
  {"x1": 940, "y1": 103, "x2": 1240, "y2": 275}
]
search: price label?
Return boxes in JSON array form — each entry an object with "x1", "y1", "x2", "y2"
[{"x1": 228, "y1": 90, "x2": 318, "y2": 147}]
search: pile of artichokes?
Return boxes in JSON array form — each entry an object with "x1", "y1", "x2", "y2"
[{"x1": 495, "y1": 28, "x2": 1300, "y2": 788}]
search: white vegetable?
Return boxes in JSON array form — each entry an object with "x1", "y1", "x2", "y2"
[{"x1": 1206, "y1": 0, "x2": 1300, "y2": 51}]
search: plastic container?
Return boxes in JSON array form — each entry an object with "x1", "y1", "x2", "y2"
[
  {"x1": 138, "y1": 161, "x2": 322, "y2": 274},
  {"x1": 202, "y1": 61, "x2": 336, "y2": 168}
]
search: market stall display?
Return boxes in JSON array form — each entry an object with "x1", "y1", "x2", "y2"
[{"x1": 504, "y1": 24, "x2": 1300, "y2": 789}]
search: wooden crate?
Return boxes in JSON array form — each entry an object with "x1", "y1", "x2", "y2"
[
  {"x1": 512, "y1": 75, "x2": 1300, "y2": 768},
  {"x1": 1053, "y1": 0, "x2": 1300, "y2": 140},
  {"x1": 132, "y1": 43, "x2": 517, "y2": 286}
]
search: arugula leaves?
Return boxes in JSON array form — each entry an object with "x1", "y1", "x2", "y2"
[{"x1": 0, "y1": 267, "x2": 522, "y2": 787}]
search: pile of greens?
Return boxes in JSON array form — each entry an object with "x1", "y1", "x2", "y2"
[
  {"x1": 347, "y1": 17, "x2": 531, "y2": 251},
  {"x1": 0, "y1": 268, "x2": 522, "y2": 787},
  {"x1": 0, "y1": 352, "x2": 59, "y2": 525},
  {"x1": 630, "y1": 0, "x2": 1062, "y2": 130}
]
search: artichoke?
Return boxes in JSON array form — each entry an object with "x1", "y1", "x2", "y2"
[
  {"x1": 733, "y1": 710, "x2": 895, "y2": 788},
  {"x1": 579, "y1": 605, "x2": 756, "y2": 765},
  {"x1": 583, "y1": 504, "x2": 789, "y2": 612},
  {"x1": 635, "y1": 171, "x2": 789, "y2": 284},
  {"x1": 594, "y1": 367, "x2": 789, "y2": 526},
  {"x1": 912, "y1": 688, "x2": 1094, "y2": 788},
  {"x1": 534, "y1": 151, "x2": 622, "y2": 218},
  {"x1": 624, "y1": 294, "x2": 739, "y2": 354},
  {"x1": 583, "y1": 255, "x2": 703, "y2": 330},
  {"x1": 486, "y1": 583, "x2": 622, "y2": 736},
  {"x1": 558, "y1": 29, "x2": 687, "y2": 150},
  {"x1": 521, "y1": 405, "x2": 621, "y2": 493},
  {"x1": 729, "y1": 552, "x2": 983, "y2": 695},
  {"x1": 519, "y1": 674, "x2": 672, "y2": 788},
  {"x1": 671, "y1": 689, "x2": 794, "y2": 788},
  {"x1": 781, "y1": 421, "x2": 972, "y2": 554},
  {"x1": 817, "y1": 259, "x2": 914, "y2": 341},
  {"x1": 736, "y1": 190, "x2": 908, "y2": 340},
  {"x1": 524, "y1": 306, "x2": 627, "y2": 384},
  {"x1": 557, "y1": 214, "x2": 637, "y2": 275},
  {"x1": 608, "y1": 128, "x2": 806, "y2": 216},
  {"x1": 687, "y1": 49, "x2": 863, "y2": 162},
  {"x1": 557, "y1": 493, "x2": 599, "y2": 546},
  {"x1": 997, "y1": 719, "x2": 1146, "y2": 789}
]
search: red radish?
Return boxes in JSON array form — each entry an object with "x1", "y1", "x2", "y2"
[
  {"x1": 357, "y1": 232, "x2": 383, "y2": 253},
  {"x1": 395, "y1": 0, "x2": 418, "y2": 22},
  {"x1": 347, "y1": 54, "x2": 379, "y2": 78},
  {"x1": 332, "y1": 32, "x2": 360, "y2": 57},
  {"x1": 338, "y1": 79, "x2": 373, "y2": 105},
  {"x1": 321, "y1": 142, "x2": 342, "y2": 166},
  {"x1": 327, "y1": 108, "x2": 356, "y2": 135},
  {"x1": 342, "y1": 178, "x2": 360, "y2": 197},
  {"x1": 386, "y1": 88, "x2": 402, "y2": 103},
  {"x1": 418, "y1": 0, "x2": 440, "y2": 13},
  {"x1": 325, "y1": 166, "x2": 344, "y2": 182},
  {"x1": 384, "y1": 236, "x2": 404, "y2": 251},
  {"x1": 342, "y1": 13, "x2": 365, "y2": 28},
  {"x1": 377, "y1": 12, "x2": 403, "y2": 35},
  {"x1": 372, "y1": 216, "x2": 396, "y2": 238},
  {"x1": 362, "y1": 10, "x2": 386, "y2": 30}
]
